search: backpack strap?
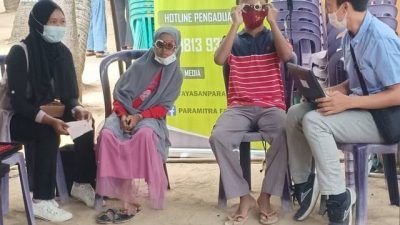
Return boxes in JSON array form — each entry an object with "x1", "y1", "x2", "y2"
[{"x1": 17, "y1": 42, "x2": 29, "y2": 72}]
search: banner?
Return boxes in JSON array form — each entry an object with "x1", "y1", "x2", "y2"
[{"x1": 155, "y1": 0, "x2": 235, "y2": 148}]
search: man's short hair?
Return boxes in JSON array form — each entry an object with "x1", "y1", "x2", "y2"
[{"x1": 337, "y1": 0, "x2": 368, "y2": 12}]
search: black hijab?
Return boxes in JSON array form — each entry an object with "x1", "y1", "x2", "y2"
[{"x1": 23, "y1": 0, "x2": 78, "y2": 106}]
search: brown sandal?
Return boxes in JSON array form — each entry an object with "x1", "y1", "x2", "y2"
[
  {"x1": 225, "y1": 214, "x2": 248, "y2": 225},
  {"x1": 259, "y1": 210, "x2": 279, "y2": 225},
  {"x1": 86, "y1": 50, "x2": 95, "y2": 56}
]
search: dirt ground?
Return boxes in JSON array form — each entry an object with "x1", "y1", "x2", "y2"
[{"x1": 0, "y1": 1, "x2": 399, "y2": 225}]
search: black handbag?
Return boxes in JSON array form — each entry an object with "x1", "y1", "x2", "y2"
[{"x1": 350, "y1": 46, "x2": 400, "y2": 144}]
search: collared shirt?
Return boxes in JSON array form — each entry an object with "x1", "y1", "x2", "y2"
[
  {"x1": 227, "y1": 27, "x2": 286, "y2": 110},
  {"x1": 342, "y1": 11, "x2": 400, "y2": 95}
]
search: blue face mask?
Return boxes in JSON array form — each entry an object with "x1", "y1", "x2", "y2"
[{"x1": 42, "y1": 25, "x2": 66, "y2": 43}]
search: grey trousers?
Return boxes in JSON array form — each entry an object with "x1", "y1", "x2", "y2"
[
  {"x1": 209, "y1": 106, "x2": 288, "y2": 199},
  {"x1": 286, "y1": 103, "x2": 383, "y2": 195},
  {"x1": 115, "y1": 0, "x2": 133, "y2": 47}
]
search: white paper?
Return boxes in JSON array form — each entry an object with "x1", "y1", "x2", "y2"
[{"x1": 66, "y1": 120, "x2": 93, "y2": 140}]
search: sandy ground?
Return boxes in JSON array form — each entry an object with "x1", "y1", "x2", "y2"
[{"x1": 0, "y1": 1, "x2": 399, "y2": 225}]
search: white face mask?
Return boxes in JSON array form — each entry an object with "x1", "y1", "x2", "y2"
[
  {"x1": 154, "y1": 53, "x2": 177, "y2": 66},
  {"x1": 42, "y1": 25, "x2": 66, "y2": 43},
  {"x1": 328, "y1": 5, "x2": 347, "y2": 30}
]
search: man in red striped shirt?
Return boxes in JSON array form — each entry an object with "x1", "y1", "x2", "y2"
[{"x1": 209, "y1": 0, "x2": 293, "y2": 224}]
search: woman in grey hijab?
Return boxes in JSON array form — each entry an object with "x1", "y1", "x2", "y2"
[{"x1": 95, "y1": 27, "x2": 183, "y2": 223}]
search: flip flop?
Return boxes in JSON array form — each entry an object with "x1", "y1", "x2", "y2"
[
  {"x1": 225, "y1": 214, "x2": 248, "y2": 225},
  {"x1": 95, "y1": 208, "x2": 115, "y2": 224},
  {"x1": 86, "y1": 50, "x2": 95, "y2": 56},
  {"x1": 113, "y1": 209, "x2": 135, "y2": 224},
  {"x1": 259, "y1": 210, "x2": 279, "y2": 225}
]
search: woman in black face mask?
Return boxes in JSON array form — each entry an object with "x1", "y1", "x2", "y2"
[
  {"x1": 212, "y1": 0, "x2": 294, "y2": 225},
  {"x1": 3, "y1": 0, "x2": 97, "y2": 222}
]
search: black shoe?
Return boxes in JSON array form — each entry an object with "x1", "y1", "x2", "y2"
[
  {"x1": 293, "y1": 173, "x2": 320, "y2": 221},
  {"x1": 326, "y1": 188, "x2": 356, "y2": 225}
]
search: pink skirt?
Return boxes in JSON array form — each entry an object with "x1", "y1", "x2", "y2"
[{"x1": 95, "y1": 127, "x2": 168, "y2": 209}]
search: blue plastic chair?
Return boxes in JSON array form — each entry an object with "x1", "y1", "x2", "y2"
[{"x1": 129, "y1": 0, "x2": 154, "y2": 49}]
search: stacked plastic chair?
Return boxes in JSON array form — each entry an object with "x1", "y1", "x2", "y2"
[
  {"x1": 129, "y1": 0, "x2": 155, "y2": 49},
  {"x1": 368, "y1": 0, "x2": 398, "y2": 30},
  {"x1": 272, "y1": 0, "x2": 325, "y2": 67},
  {"x1": 325, "y1": 23, "x2": 346, "y2": 87}
]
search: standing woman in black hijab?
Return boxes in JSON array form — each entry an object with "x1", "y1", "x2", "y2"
[{"x1": 5, "y1": 0, "x2": 96, "y2": 222}]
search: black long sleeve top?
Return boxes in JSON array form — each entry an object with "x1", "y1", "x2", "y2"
[{"x1": 6, "y1": 45, "x2": 80, "y2": 121}]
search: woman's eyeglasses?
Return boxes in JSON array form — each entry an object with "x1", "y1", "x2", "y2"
[
  {"x1": 154, "y1": 40, "x2": 176, "y2": 50},
  {"x1": 242, "y1": 3, "x2": 268, "y2": 12}
]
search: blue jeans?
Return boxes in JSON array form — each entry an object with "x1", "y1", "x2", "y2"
[{"x1": 87, "y1": 0, "x2": 107, "y2": 52}]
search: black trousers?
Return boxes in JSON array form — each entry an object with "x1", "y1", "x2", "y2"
[{"x1": 10, "y1": 113, "x2": 97, "y2": 200}]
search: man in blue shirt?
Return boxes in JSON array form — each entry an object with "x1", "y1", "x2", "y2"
[{"x1": 286, "y1": 0, "x2": 400, "y2": 224}]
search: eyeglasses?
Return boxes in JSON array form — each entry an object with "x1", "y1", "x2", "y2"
[
  {"x1": 154, "y1": 40, "x2": 176, "y2": 50},
  {"x1": 242, "y1": 3, "x2": 268, "y2": 12}
]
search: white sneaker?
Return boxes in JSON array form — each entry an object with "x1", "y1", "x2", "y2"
[
  {"x1": 32, "y1": 200, "x2": 72, "y2": 222},
  {"x1": 50, "y1": 199, "x2": 59, "y2": 208},
  {"x1": 71, "y1": 182, "x2": 95, "y2": 207}
]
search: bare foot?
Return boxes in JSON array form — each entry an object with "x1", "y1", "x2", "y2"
[
  {"x1": 230, "y1": 194, "x2": 256, "y2": 219},
  {"x1": 257, "y1": 193, "x2": 274, "y2": 214},
  {"x1": 123, "y1": 202, "x2": 141, "y2": 215},
  {"x1": 257, "y1": 193, "x2": 279, "y2": 224}
]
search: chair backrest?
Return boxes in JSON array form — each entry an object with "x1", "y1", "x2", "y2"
[
  {"x1": 327, "y1": 49, "x2": 347, "y2": 87},
  {"x1": 369, "y1": 0, "x2": 397, "y2": 5},
  {"x1": 277, "y1": 20, "x2": 322, "y2": 36},
  {"x1": 277, "y1": 10, "x2": 321, "y2": 25},
  {"x1": 368, "y1": 4, "x2": 398, "y2": 17},
  {"x1": 326, "y1": 24, "x2": 345, "y2": 58},
  {"x1": 291, "y1": 31, "x2": 322, "y2": 53},
  {"x1": 378, "y1": 16, "x2": 398, "y2": 30},
  {"x1": 99, "y1": 50, "x2": 147, "y2": 117},
  {"x1": 0, "y1": 55, "x2": 6, "y2": 77},
  {"x1": 273, "y1": 0, "x2": 320, "y2": 15}
]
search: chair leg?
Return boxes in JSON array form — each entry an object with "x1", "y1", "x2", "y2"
[
  {"x1": 56, "y1": 151, "x2": 69, "y2": 204},
  {"x1": 0, "y1": 173, "x2": 9, "y2": 215},
  {"x1": 239, "y1": 142, "x2": 251, "y2": 190},
  {"x1": 163, "y1": 163, "x2": 170, "y2": 190},
  {"x1": 0, "y1": 186, "x2": 3, "y2": 225},
  {"x1": 353, "y1": 145, "x2": 369, "y2": 225},
  {"x1": 382, "y1": 153, "x2": 399, "y2": 206},
  {"x1": 16, "y1": 154, "x2": 35, "y2": 225},
  {"x1": 218, "y1": 175, "x2": 227, "y2": 209}
]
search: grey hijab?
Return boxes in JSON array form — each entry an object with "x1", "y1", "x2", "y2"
[{"x1": 102, "y1": 26, "x2": 183, "y2": 161}]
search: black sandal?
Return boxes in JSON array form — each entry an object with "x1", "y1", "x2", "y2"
[
  {"x1": 96, "y1": 208, "x2": 115, "y2": 224},
  {"x1": 113, "y1": 209, "x2": 135, "y2": 224}
]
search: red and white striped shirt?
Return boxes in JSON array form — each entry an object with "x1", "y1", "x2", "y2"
[{"x1": 228, "y1": 52, "x2": 286, "y2": 110}]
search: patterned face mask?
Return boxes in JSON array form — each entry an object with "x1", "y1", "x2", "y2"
[{"x1": 242, "y1": 4, "x2": 268, "y2": 29}]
